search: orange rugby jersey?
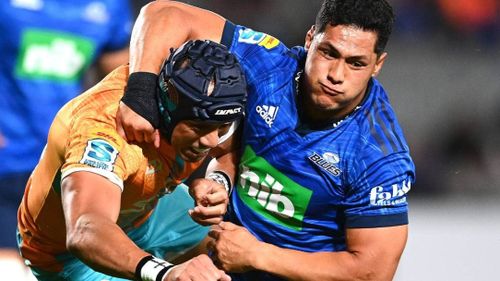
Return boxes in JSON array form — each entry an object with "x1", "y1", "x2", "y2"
[{"x1": 17, "y1": 65, "x2": 204, "y2": 272}]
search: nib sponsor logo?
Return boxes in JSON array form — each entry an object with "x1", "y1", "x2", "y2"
[
  {"x1": 256, "y1": 105, "x2": 279, "y2": 127},
  {"x1": 237, "y1": 146, "x2": 313, "y2": 230}
]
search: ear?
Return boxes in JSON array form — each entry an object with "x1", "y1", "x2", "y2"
[
  {"x1": 372, "y1": 52, "x2": 387, "y2": 77},
  {"x1": 304, "y1": 25, "x2": 316, "y2": 50}
]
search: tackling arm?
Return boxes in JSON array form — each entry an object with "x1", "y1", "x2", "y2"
[
  {"x1": 61, "y1": 171, "x2": 149, "y2": 279},
  {"x1": 188, "y1": 127, "x2": 242, "y2": 225},
  {"x1": 116, "y1": 0, "x2": 227, "y2": 144},
  {"x1": 256, "y1": 225, "x2": 408, "y2": 281},
  {"x1": 210, "y1": 222, "x2": 408, "y2": 281},
  {"x1": 130, "y1": 0, "x2": 227, "y2": 74}
]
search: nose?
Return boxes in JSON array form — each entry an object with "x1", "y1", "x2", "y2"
[
  {"x1": 327, "y1": 59, "x2": 344, "y2": 84},
  {"x1": 198, "y1": 129, "x2": 219, "y2": 149}
]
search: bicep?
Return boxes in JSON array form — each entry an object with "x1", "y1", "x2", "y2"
[
  {"x1": 61, "y1": 171, "x2": 122, "y2": 231},
  {"x1": 346, "y1": 225, "x2": 408, "y2": 280},
  {"x1": 147, "y1": 1, "x2": 226, "y2": 41},
  {"x1": 130, "y1": 1, "x2": 226, "y2": 73}
]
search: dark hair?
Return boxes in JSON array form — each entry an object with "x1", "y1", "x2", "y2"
[{"x1": 315, "y1": 0, "x2": 395, "y2": 55}]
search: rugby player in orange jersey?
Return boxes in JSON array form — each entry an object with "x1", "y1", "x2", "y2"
[{"x1": 17, "y1": 40, "x2": 246, "y2": 281}]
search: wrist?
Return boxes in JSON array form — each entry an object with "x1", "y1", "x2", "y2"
[
  {"x1": 135, "y1": 255, "x2": 175, "y2": 281},
  {"x1": 121, "y1": 72, "x2": 160, "y2": 128},
  {"x1": 206, "y1": 170, "x2": 232, "y2": 194},
  {"x1": 251, "y1": 241, "x2": 273, "y2": 272}
]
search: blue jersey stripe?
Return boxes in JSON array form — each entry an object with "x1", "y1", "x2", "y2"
[
  {"x1": 376, "y1": 108, "x2": 399, "y2": 154},
  {"x1": 365, "y1": 109, "x2": 391, "y2": 155},
  {"x1": 221, "y1": 21, "x2": 236, "y2": 47},
  {"x1": 346, "y1": 212, "x2": 408, "y2": 228},
  {"x1": 381, "y1": 101, "x2": 407, "y2": 151}
]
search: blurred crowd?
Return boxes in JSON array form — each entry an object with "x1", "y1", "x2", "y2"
[{"x1": 174, "y1": 0, "x2": 500, "y2": 48}]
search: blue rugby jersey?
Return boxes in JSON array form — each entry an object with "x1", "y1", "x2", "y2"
[
  {"x1": 0, "y1": 0, "x2": 132, "y2": 176},
  {"x1": 221, "y1": 22, "x2": 415, "y2": 281}
]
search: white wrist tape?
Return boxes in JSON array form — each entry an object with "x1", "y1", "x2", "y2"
[{"x1": 135, "y1": 255, "x2": 174, "y2": 281}]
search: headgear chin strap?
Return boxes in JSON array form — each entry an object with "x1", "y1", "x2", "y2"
[{"x1": 157, "y1": 40, "x2": 247, "y2": 143}]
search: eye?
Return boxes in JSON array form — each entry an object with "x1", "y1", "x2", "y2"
[
  {"x1": 347, "y1": 59, "x2": 367, "y2": 69},
  {"x1": 217, "y1": 123, "x2": 232, "y2": 137},
  {"x1": 318, "y1": 47, "x2": 335, "y2": 59},
  {"x1": 184, "y1": 120, "x2": 205, "y2": 134}
]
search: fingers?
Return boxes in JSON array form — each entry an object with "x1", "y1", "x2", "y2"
[
  {"x1": 220, "y1": 270, "x2": 232, "y2": 281},
  {"x1": 116, "y1": 102, "x2": 156, "y2": 144},
  {"x1": 169, "y1": 254, "x2": 230, "y2": 281},
  {"x1": 115, "y1": 109, "x2": 127, "y2": 140},
  {"x1": 208, "y1": 228, "x2": 222, "y2": 240},
  {"x1": 153, "y1": 130, "x2": 161, "y2": 148},
  {"x1": 188, "y1": 179, "x2": 229, "y2": 225},
  {"x1": 190, "y1": 180, "x2": 228, "y2": 207},
  {"x1": 142, "y1": 128, "x2": 158, "y2": 144},
  {"x1": 219, "y1": 221, "x2": 238, "y2": 231},
  {"x1": 189, "y1": 205, "x2": 226, "y2": 225},
  {"x1": 127, "y1": 123, "x2": 155, "y2": 144},
  {"x1": 204, "y1": 190, "x2": 229, "y2": 206}
]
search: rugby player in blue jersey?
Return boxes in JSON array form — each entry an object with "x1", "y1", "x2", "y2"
[{"x1": 118, "y1": 1, "x2": 415, "y2": 280}]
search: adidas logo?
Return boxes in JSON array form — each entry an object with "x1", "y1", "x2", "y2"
[{"x1": 256, "y1": 105, "x2": 279, "y2": 127}]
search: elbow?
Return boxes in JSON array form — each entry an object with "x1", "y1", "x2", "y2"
[
  {"x1": 352, "y1": 269, "x2": 377, "y2": 281},
  {"x1": 140, "y1": 0, "x2": 183, "y2": 21},
  {"x1": 345, "y1": 251, "x2": 399, "y2": 281},
  {"x1": 351, "y1": 259, "x2": 401, "y2": 281},
  {"x1": 140, "y1": 0, "x2": 166, "y2": 14}
]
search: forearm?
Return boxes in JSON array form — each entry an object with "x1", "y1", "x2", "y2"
[
  {"x1": 130, "y1": 0, "x2": 225, "y2": 74},
  {"x1": 206, "y1": 152, "x2": 239, "y2": 189},
  {"x1": 66, "y1": 213, "x2": 149, "y2": 279},
  {"x1": 130, "y1": 1, "x2": 188, "y2": 73},
  {"x1": 206, "y1": 126, "x2": 243, "y2": 188},
  {"x1": 253, "y1": 242, "x2": 397, "y2": 281}
]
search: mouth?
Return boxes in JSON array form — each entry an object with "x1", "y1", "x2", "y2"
[
  {"x1": 183, "y1": 147, "x2": 209, "y2": 161},
  {"x1": 320, "y1": 83, "x2": 343, "y2": 96}
]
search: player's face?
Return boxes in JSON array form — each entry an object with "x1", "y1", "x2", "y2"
[
  {"x1": 303, "y1": 24, "x2": 387, "y2": 121},
  {"x1": 171, "y1": 120, "x2": 233, "y2": 162}
]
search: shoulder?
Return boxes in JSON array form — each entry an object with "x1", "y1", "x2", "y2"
[
  {"x1": 55, "y1": 65, "x2": 129, "y2": 142},
  {"x1": 222, "y1": 23, "x2": 302, "y2": 82},
  {"x1": 349, "y1": 79, "x2": 410, "y2": 157}
]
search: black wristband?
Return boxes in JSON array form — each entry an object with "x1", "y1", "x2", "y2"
[
  {"x1": 135, "y1": 255, "x2": 175, "y2": 281},
  {"x1": 121, "y1": 72, "x2": 160, "y2": 128}
]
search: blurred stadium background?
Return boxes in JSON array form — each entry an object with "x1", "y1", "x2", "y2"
[{"x1": 6, "y1": 0, "x2": 500, "y2": 280}]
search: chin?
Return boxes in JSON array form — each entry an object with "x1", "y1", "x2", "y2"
[{"x1": 180, "y1": 151, "x2": 205, "y2": 162}]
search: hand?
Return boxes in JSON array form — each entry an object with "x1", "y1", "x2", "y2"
[
  {"x1": 208, "y1": 222, "x2": 260, "y2": 273},
  {"x1": 164, "y1": 254, "x2": 231, "y2": 281},
  {"x1": 188, "y1": 178, "x2": 229, "y2": 226},
  {"x1": 116, "y1": 102, "x2": 160, "y2": 147}
]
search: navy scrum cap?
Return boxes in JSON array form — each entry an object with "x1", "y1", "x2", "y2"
[{"x1": 157, "y1": 40, "x2": 247, "y2": 142}]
